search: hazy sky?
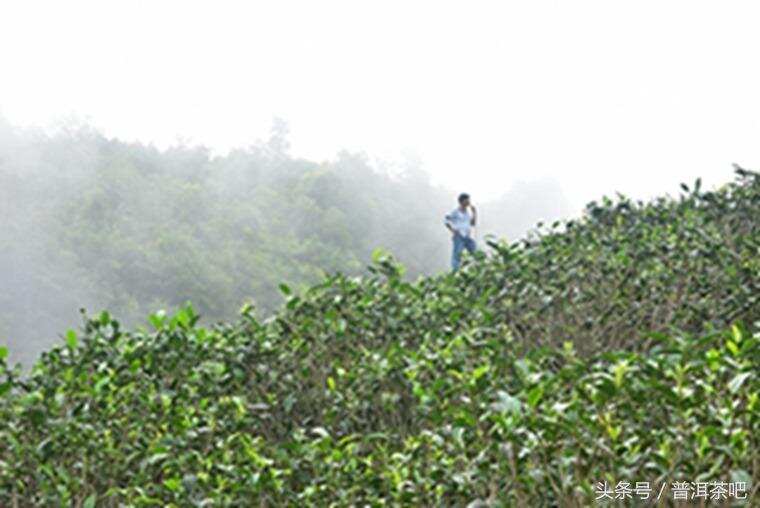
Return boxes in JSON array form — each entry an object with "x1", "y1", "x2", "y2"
[{"x1": 1, "y1": 1, "x2": 758, "y2": 209}]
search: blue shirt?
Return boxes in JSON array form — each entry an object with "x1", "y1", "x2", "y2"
[{"x1": 445, "y1": 207, "x2": 472, "y2": 237}]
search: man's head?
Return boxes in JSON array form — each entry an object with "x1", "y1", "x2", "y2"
[{"x1": 458, "y1": 192, "x2": 471, "y2": 208}]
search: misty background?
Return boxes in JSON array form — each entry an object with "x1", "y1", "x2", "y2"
[{"x1": 0, "y1": 116, "x2": 572, "y2": 365}]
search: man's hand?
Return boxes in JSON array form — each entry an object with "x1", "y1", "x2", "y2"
[{"x1": 469, "y1": 204, "x2": 477, "y2": 225}]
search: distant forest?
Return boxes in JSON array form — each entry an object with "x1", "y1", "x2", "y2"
[{"x1": 0, "y1": 117, "x2": 571, "y2": 364}]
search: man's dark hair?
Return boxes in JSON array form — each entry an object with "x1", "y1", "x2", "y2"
[{"x1": 458, "y1": 193, "x2": 470, "y2": 204}]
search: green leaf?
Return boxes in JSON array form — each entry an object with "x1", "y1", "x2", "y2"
[
  {"x1": 174, "y1": 307, "x2": 190, "y2": 328},
  {"x1": 371, "y1": 247, "x2": 389, "y2": 263},
  {"x1": 145, "y1": 452, "x2": 169, "y2": 466},
  {"x1": 311, "y1": 427, "x2": 330, "y2": 439},
  {"x1": 93, "y1": 376, "x2": 111, "y2": 394},
  {"x1": 163, "y1": 477, "x2": 182, "y2": 492},
  {"x1": 0, "y1": 346, "x2": 7, "y2": 361},
  {"x1": 83, "y1": 494, "x2": 97, "y2": 508},
  {"x1": 728, "y1": 372, "x2": 751, "y2": 394},
  {"x1": 613, "y1": 360, "x2": 629, "y2": 388},
  {"x1": 65, "y1": 330, "x2": 78, "y2": 349},
  {"x1": 148, "y1": 310, "x2": 167, "y2": 330},
  {"x1": 732, "y1": 324, "x2": 743, "y2": 343},
  {"x1": 491, "y1": 390, "x2": 522, "y2": 415},
  {"x1": 526, "y1": 385, "x2": 544, "y2": 408},
  {"x1": 472, "y1": 364, "x2": 490, "y2": 381}
]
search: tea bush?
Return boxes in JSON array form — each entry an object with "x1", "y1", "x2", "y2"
[{"x1": 1, "y1": 169, "x2": 758, "y2": 506}]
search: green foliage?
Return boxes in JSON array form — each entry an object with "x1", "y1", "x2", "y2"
[
  {"x1": 0, "y1": 309, "x2": 757, "y2": 505},
  {"x1": 1, "y1": 169, "x2": 759, "y2": 505}
]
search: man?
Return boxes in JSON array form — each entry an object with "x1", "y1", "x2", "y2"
[{"x1": 445, "y1": 193, "x2": 477, "y2": 271}]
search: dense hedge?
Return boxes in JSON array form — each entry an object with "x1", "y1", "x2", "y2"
[
  {"x1": 1, "y1": 310, "x2": 757, "y2": 506},
  {"x1": 1, "y1": 169, "x2": 759, "y2": 505}
]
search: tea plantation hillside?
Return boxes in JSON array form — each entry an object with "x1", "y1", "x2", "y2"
[{"x1": 1, "y1": 170, "x2": 759, "y2": 506}]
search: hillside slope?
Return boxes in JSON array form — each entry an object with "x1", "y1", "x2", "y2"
[{"x1": 1, "y1": 170, "x2": 759, "y2": 506}]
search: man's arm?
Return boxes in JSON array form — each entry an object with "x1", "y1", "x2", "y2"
[
  {"x1": 444, "y1": 214, "x2": 458, "y2": 237},
  {"x1": 470, "y1": 205, "x2": 477, "y2": 226}
]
